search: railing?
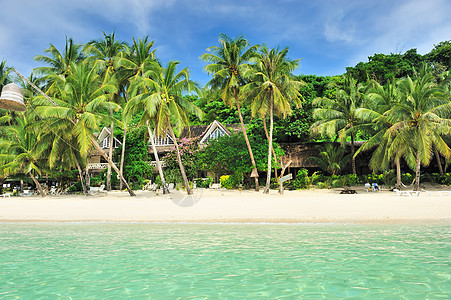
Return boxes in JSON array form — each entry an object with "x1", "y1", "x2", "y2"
[
  {"x1": 87, "y1": 163, "x2": 110, "y2": 170},
  {"x1": 88, "y1": 161, "x2": 166, "y2": 170},
  {"x1": 148, "y1": 161, "x2": 166, "y2": 167}
]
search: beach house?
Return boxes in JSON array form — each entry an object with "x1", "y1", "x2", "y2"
[{"x1": 87, "y1": 127, "x2": 122, "y2": 173}]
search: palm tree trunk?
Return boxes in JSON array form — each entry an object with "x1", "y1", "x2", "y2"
[
  {"x1": 146, "y1": 121, "x2": 169, "y2": 194},
  {"x1": 396, "y1": 156, "x2": 402, "y2": 189},
  {"x1": 263, "y1": 116, "x2": 279, "y2": 178},
  {"x1": 235, "y1": 91, "x2": 259, "y2": 191},
  {"x1": 351, "y1": 134, "x2": 356, "y2": 174},
  {"x1": 30, "y1": 173, "x2": 45, "y2": 197},
  {"x1": 264, "y1": 95, "x2": 274, "y2": 194},
  {"x1": 119, "y1": 126, "x2": 127, "y2": 191},
  {"x1": 107, "y1": 110, "x2": 114, "y2": 191},
  {"x1": 74, "y1": 158, "x2": 89, "y2": 196},
  {"x1": 86, "y1": 166, "x2": 91, "y2": 191},
  {"x1": 414, "y1": 151, "x2": 421, "y2": 191},
  {"x1": 434, "y1": 147, "x2": 444, "y2": 177},
  {"x1": 90, "y1": 137, "x2": 136, "y2": 196},
  {"x1": 167, "y1": 120, "x2": 192, "y2": 195}
]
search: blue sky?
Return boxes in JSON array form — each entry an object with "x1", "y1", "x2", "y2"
[{"x1": 1, "y1": 0, "x2": 450, "y2": 86}]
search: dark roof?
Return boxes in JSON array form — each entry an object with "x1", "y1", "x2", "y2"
[
  {"x1": 179, "y1": 122, "x2": 243, "y2": 139},
  {"x1": 180, "y1": 125, "x2": 209, "y2": 139}
]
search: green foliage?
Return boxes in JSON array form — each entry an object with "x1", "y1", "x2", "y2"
[
  {"x1": 196, "y1": 177, "x2": 213, "y2": 188},
  {"x1": 274, "y1": 75, "x2": 331, "y2": 143},
  {"x1": 161, "y1": 137, "x2": 201, "y2": 181},
  {"x1": 293, "y1": 168, "x2": 309, "y2": 189},
  {"x1": 426, "y1": 41, "x2": 451, "y2": 71},
  {"x1": 308, "y1": 143, "x2": 351, "y2": 175},
  {"x1": 116, "y1": 125, "x2": 154, "y2": 189},
  {"x1": 401, "y1": 173, "x2": 414, "y2": 184},
  {"x1": 346, "y1": 49, "x2": 424, "y2": 84},
  {"x1": 198, "y1": 133, "x2": 283, "y2": 188}
]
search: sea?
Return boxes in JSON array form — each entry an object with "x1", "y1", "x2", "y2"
[{"x1": 0, "y1": 222, "x2": 449, "y2": 298}]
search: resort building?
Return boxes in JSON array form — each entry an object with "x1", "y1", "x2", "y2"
[
  {"x1": 87, "y1": 127, "x2": 122, "y2": 173},
  {"x1": 150, "y1": 120, "x2": 241, "y2": 156}
]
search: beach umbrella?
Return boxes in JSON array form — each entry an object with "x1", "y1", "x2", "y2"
[{"x1": 0, "y1": 83, "x2": 26, "y2": 111}]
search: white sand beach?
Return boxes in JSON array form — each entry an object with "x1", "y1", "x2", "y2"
[{"x1": 1, "y1": 188, "x2": 450, "y2": 224}]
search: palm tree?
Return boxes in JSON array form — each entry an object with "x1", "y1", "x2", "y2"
[
  {"x1": 0, "y1": 113, "x2": 47, "y2": 197},
  {"x1": 118, "y1": 36, "x2": 157, "y2": 190},
  {"x1": 32, "y1": 61, "x2": 136, "y2": 196},
  {"x1": 0, "y1": 60, "x2": 12, "y2": 89},
  {"x1": 85, "y1": 32, "x2": 128, "y2": 191},
  {"x1": 309, "y1": 143, "x2": 351, "y2": 175},
  {"x1": 355, "y1": 80, "x2": 407, "y2": 188},
  {"x1": 201, "y1": 34, "x2": 261, "y2": 190},
  {"x1": 34, "y1": 36, "x2": 84, "y2": 78},
  {"x1": 311, "y1": 75, "x2": 366, "y2": 174},
  {"x1": 388, "y1": 67, "x2": 451, "y2": 190},
  {"x1": 246, "y1": 46, "x2": 303, "y2": 194},
  {"x1": 126, "y1": 61, "x2": 202, "y2": 195}
]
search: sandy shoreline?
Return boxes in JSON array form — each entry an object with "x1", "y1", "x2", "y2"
[{"x1": 0, "y1": 188, "x2": 450, "y2": 224}]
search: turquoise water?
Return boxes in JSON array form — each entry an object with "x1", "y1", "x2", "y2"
[{"x1": 0, "y1": 223, "x2": 449, "y2": 298}]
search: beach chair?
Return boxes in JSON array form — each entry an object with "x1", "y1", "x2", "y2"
[
  {"x1": 422, "y1": 189, "x2": 451, "y2": 197},
  {"x1": 1, "y1": 192, "x2": 11, "y2": 198},
  {"x1": 19, "y1": 190, "x2": 34, "y2": 197},
  {"x1": 365, "y1": 183, "x2": 372, "y2": 192},
  {"x1": 89, "y1": 184, "x2": 106, "y2": 194},
  {"x1": 372, "y1": 183, "x2": 380, "y2": 192},
  {"x1": 393, "y1": 189, "x2": 419, "y2": 196}
]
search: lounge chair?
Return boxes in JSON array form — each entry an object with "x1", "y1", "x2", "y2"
[
  {"x1": 1, "y1": 193, "x2": 11, "y2": 198},
  {"x1": 422, "y1": 189, "x2": 451, "y2": 197},
  {"x1": 19, "y1": 190, "x2": 34, "y2": 197},
  {"x1": 393, "y1": 189, "x2": 420, "y2": 196},
  {"x1": 90, "y1": 184, "x2": 106, "y2": 193}
]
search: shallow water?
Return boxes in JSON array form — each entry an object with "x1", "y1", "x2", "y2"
[{"x1": 0, "y1": 223, "x2": 449, "y2": 298}]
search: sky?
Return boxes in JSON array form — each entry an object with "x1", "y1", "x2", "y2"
[{"x1": 1, "y1": 0, "x2": 450, "y2": 86}]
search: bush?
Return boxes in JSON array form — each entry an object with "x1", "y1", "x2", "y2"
[
  {"x1": 401, "y1": 173, "x2": 414, "y2": 184},
  {"x1": 343, "y1": 174, "x2": 360, "y2": 186},
  {"x1": 294, "y1": 168, "x2": 309, "y2": 189},
  {"x1": 196, "y1": 177, "x2": 213, "y2": 188},
  {"x1": 220, "y1": 175, "x2": 233, "y2": 189}
]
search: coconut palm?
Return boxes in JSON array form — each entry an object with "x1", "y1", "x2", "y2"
[
  {"x1": 387, "y1": 67, "x2": 451, "y2": 190},
  {"x1": 355, "y1": 80, "x2": 407, "y2": 188},
  {"x1": 311, "y1": 75, "x2": 366, "y2": 174},
  {"x1": 246, "y1": 46, "x2": 303, "y2": 194},
  {"x1": 31, "y1": 61, "x2": 136, "y2": 196},
  {"x1": 0, "y1": 60, "x2": 12, "y2": 89},
  {"x1": 201, "y1": 34, "x2": 261, "y2": 190},
  {"x1": 34, "y1": 36, "x2": 84, "y2": 78},
  {"x1": 118, "y1": 36, "x2": 157, "y2": 190},
  {"x1": 309, "y1": 143, "x2": 351, "y2": 175},
  {"x1": 0, "y1": 113, "x2": 47, "y2": 197},
  {"x1": 85, "y1": 32, "x2": 128, "y2": 191},
  {"x1": 126, "y1": 61, "x2": 202, "y2": 195}
]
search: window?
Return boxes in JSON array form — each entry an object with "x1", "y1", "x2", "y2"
[
  {"x1": 210, "y1": 127, "x2": 225, "y2": 140},
  {"x1": 102, "y1": 137, "x2": 110, "y2": 149}
]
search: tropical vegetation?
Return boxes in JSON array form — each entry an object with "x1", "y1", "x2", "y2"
[{"x1": 0, "y1": 34, "x2": 450, "y2": 196}]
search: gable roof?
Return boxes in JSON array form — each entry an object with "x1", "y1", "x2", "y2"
[{"x1": 97, "y1": 127, "x2": 122, "y2": 147}]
